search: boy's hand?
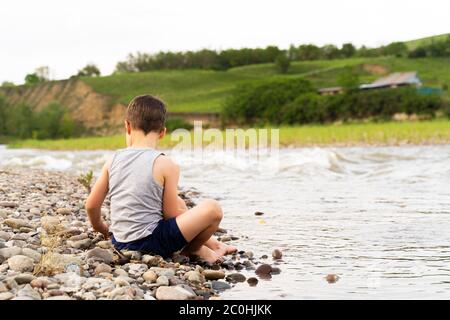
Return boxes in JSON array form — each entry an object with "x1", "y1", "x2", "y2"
[{"x1": 94, "y1": 221, "x2": 110, "y2": 239}]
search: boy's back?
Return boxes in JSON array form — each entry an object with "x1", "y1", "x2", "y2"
[{"x1": 109, "y1": 147, "x2": 164, "y2": 242}]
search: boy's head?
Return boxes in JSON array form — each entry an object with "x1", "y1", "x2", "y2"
[{"x1": 125, "y1": 95, "x2": 166, "y2": 137}]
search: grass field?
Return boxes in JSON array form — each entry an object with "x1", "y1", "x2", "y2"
[
  {"x1": 9, "y1": 120, "x2": 450, "y2": 150},
  {"x1": 404, "y1": 33, "x2": 449, "y2": 50},
  {"x1": 82, "y1": 56, "x2": 450, "y2": 113}
]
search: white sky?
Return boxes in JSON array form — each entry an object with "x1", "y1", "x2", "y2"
[{"x1": 1, "y1": 0, "x2": 449, "y2": 83}]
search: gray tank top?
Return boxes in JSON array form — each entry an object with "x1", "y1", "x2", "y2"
[{"x1": 108, "y1": 148, "x2": 164, "y2": 243}]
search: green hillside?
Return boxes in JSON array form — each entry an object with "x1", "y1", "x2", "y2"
[
  {"x1": 83, "y1": 56, "x2": 450, "y2": 113},
  {"x1": 404, "y1": 33, "x2": 450, "y2": 49}
]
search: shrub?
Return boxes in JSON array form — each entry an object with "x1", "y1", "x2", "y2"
[
  {"x1": 165, "y1": 117, "x2": 193, "y2": 132},
  {"x1": 222, "y1": 78, "x2": 315, "y2": 124}
]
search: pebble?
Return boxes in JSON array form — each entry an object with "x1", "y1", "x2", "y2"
[
  {"x1": 143, "y1": 270, "x2": 157, "y2": 283},
  {"x1": 255, "y1": 264, "x2": 272, "y2": 275},
  {"x1": 0, "y1": 292, "x2": 14, "y2": 300},
  {"x1": 128, "y1": 263, "x2": 148, "y2": 277},
  {"x1": 17, "y1": 284, "x2": 42, "y2": 300},
  {"x1": 247, "y1": 277, "x2": 258, "y2": 286},
  {"x1": 203, "y1": 269, "x2": 225, "y2": 280},
  {"x1": 30, "y1": 277, "x2": 50, "y2": 289},
  {"x1": 86, "y1": 248, "x2": 113, "y2": 264},
  {"x1": 3, "y1": 218, "x2": 32, "y2": 230},
  {"x1": 211, "y1": 280, "x2": 232, "y2": 291},
  {"x1": 56, "y1": 208, "x2": 72, "y2": 215},
  {"x1": 29, "y1": 208, "x2": 41, "y2": 215},
  {"x1": 156, "y1": 275, "x2": 169, "y2": 286},
  {"x1": 8, "y1": 255, "x2": 34, "y2": 272},
  {"x1": 142, "y1": 255, "x2": 162, "y2": 267},
  {"x1": 68, "y1": 238, "x2": 92, "y2": 250},
  {"x1": 0, "y1": 209, "x2": 9, "y2": 219},
  {"x1": 21, "y1": 248, "x2": 41, "y2": 262},
  {"x1": 0, "y1": 201, "x2": 18, "y2": 208},
  {"x1": 254, "y1": 211, "x2": 265, "y2": 216},
  {"x1": 226, "y1": 273, "x2": 246, "y2": 283},
  {"x1": 155, "y1": 285, "x2": 196, "y2": 300},
  {"x1": 185, "y1": 270, "x2": 204, "y2": 283},
  {"x1": 15, "y1": 273, "x2": 36, "y2": 284},
  {"x1": 95, "y1": 263, "x2": 112, "y2": 275},
  {"x1": 97, "y1": 240, "x2": 112, "y2": 249},
  {"x1": 326, "y1": 274, "x2": 339, "y2": 283},
  {"x1": 0, "y1": 246, "x2": 22, "y2": 259},
  {"x1": 272, "y1": 249, "x2": 283, "y2": 259},
  {"x1": 113, "y1": 268, "x2": 128, "y2": 277},
  {"x1": 0, "y1": 230, "x2": 11, "y2": 241}
]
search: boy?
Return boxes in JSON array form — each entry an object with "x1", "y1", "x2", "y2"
[{"x1": 85, "y1": 95, "x2": 236, "y2": 263}]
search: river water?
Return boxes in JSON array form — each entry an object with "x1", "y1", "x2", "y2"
[{"x1": 1, "y1": 144, "x2": 450, "y2": 299}]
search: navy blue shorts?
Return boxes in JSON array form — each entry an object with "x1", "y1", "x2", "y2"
[{"x1": 111, "y1": 218, "x2": 188, "y2": 258}]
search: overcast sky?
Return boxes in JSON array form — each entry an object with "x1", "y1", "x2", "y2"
[{"x1": 1, "y1": 0, "x2": 449, "y2": 83}]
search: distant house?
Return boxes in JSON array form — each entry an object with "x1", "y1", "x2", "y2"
[
  {"x1": 318, "y1": 72, "x2": 422, "y2": 95},
  {"x1": 359, "y1": 72, "x2": 422, "y2": 90}
]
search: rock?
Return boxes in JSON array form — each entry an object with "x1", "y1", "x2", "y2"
[
  {"x1": 155, "y1": 286, "x2": 196, "y2": 300},
  {"x1": 128, "y1": 263, "x2": 148, "y2": 277},
  {"x1": 86, "y1": 248, "x2": 113, "y2": 264},
  {"x1": 17, "y1": 284, "x2": 41, "y2": 300},
  {"x1": 114, "y1": 276, "x2": 130, "y2": 287},
  {"x1": 82, "y1": 292, "x2": 97, "y2": 300},
  {"x1": 68, "y1": 238, "x2": 92, "y2": 250},
  {"x1": 97, "y1": 240, "x2": 112, "y2": 249},
  {"x1": 0, "y1": 282, "x2": 7, "y2": 293},
  {"x1": 95, "y1": 263, "x2": 112, "y2": 275},
  {"x1": 244, "y1": 251, "x2": 254, "y2": 259},
  {"x1": 173, "y1": 254, "x2": 189, "y2": 264},
  {"x1": 211, "y1": 280, "x2": 231, "y2": 291},
  {"x1": 156, "y1": 275, "x2": 169, "y2": 286},
  {"x1": 142, "y1": 255, "x2": 162, "y2": 267},
  {"x1": 226, "y1": 273, "x2": 246, "y2": 283},
  {"x1": 123, "y1": 251, "x2": 142, "y2": 261},
  {"x1": 29, "y1": 208, "x2": 41, "y2": 215},
  {"x1": 21, "y1": 248, "x2": 41, "y2": 262},
  {"x1": 30, "y1": 277, "x2": 50, "y2": 289},
  {"x1": 0, "y1": 230, "x2": 11, "y2": 241},
  {"x1": 0, "y1": 209, "x2": 9, "y2": 219},
  {"x1": 143, "y1": 270, "x2": 157, "y2": 283},
  {"x1": 255, "y1": 264, "x2": 272, "y2": 275},
  {"x1": 271, "y1": 267, "x2": 281, "y2": 275},
  {"x1": 220, "y1": 235, "x2": 231, "y2": 242},
  {"x1": 247, "y1": 277, "x2": 258, "y2": 286},
  {"x1": 56, "y1": 208, "x2": 72, "y2": 215},
  {"x1": 68, "y1": 233, "x2": 88, "y2": 241},
  {"x1": 325, "y1": 274, "x2": 339, "y2": 283},
  {"x1": 0, "y1": 246, "x2": 22, "y2": 259},
  {"x1": 40, "y1": 216, "x2": 61, "y2": 234},
  {"x1": 8, "y1": 255, "x2": 34, "y2": 272},
  {"x1": 150, "y1": 267, "x2": 175, "y2": 278},
  {"x1": 168, "y1": 276, "x2": 185, "y2": 286},
  {"x1": 203, "y1": 269, "x2": 225, "y2": 280},
  {"x1": 113, "y1": 268, "x2": 128, "y2": 277},
  {"x1": 144, "y1": 294, "x2": 156, "y2": 300},
  {"x1": 0, "y1": 201, "x2": 18, "y2": 208},
  {"x1": 3, "y1": 218, "x2": 32, "y2": 230},
  {"x1": 0, "y1": 292, "x2": 14, "y2": 300},
  {"x1": 272, "y1": 249, "x2": 283, "y2": 259},
  {"x1": 185, "y1": 270, "x2": 204, "y2": 283},
  {"x1": 254, "y1": 211, "x2": 265, "y2": 216},
  {"x1": 15, "y1": 273, "x2": 36, "y2": 284}
]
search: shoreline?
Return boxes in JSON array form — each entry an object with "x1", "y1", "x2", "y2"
[
  {"x1": 5, "y1": 120, "x2": 450, "y2": 151},
  {"x1": 0, "y1": 169, "x2": 279, "y2": 300}
]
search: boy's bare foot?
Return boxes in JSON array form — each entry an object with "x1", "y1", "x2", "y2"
[
  {"x1": 205, "y1": 236, "x2": 238, "y2": 256},
  {"x1": 184, "y1": 245, "x2": 224, "y2": 264}
]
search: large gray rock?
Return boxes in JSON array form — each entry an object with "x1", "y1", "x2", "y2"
[
  {"x1": 155, "y1": 286, "x2": 196, "y2": 300},
  {"x1": 21, "y1": 248, "x2": 41, "y2": 262},
  {"x1": 7, "y1": 255, "x2": 34, "y2": 272},
  {"x1": 3, "y1": 218, "x2": 32, "y2": 230},
  {"x1": 86, "y1": 248, "x2": 113, "y2": 264},
  {"x1": 0, "y1": 246, "x2": 22, "y2": 260},
  {"x1": 16, "y1": 284, "x2": 41, "y2": 300}
]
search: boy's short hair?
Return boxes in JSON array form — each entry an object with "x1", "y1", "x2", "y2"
[{"x1": 126, "y1": 95, "x2": 166, "y2": 134}]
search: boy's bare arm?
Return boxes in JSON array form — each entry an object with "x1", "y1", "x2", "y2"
[
  {"x1": 85, "y1": 161, "x2": 110, "y2": 238},
  {"x1": 156, "y1": 156, "x2": 182, "y2": 219}
]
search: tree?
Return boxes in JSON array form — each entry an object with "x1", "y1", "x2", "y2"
[
  {"x1": 24, "y1": 73, "x2": 41, "y2": 85},
  {"x1": 341, "y1": 43, "x2": 356, "y2": 58},
  {"x1": 275, "y1": 53, "x2": 291, "y2": 74},
  {"x1": 77, "y1": 64, "x2": 101, "y2": 77},
  {"x1": 1, "y1": 81, "x2": 15, "y2": 88},
  {"x1": 383, "y1": 42, "x2": 408, "y2": 57}
]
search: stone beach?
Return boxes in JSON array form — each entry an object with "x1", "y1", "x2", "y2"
[{"x1": 0, "y1": 169, "x2": 282, "y2": 300}]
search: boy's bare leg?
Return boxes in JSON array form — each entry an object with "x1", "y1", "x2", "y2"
[
  {"x1": 176, "y1": 199, "x2": 224, "y2": 263},
  {"x1": 177, "y1": 196, "x2": 237, "y2": 256}
]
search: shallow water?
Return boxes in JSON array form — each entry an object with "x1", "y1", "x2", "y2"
[{"x1": 1, "y1": 144, "x2": 450, "y2": 299}]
